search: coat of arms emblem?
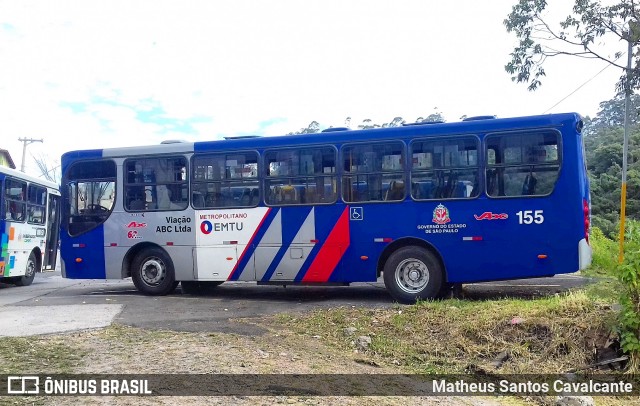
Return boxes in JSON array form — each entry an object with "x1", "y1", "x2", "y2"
[{"x1": 432, "y1": 204, "x2": 451, "y2": 225}]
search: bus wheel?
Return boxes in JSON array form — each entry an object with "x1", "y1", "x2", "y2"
[
  {"x1": 181, "y1": 281, "x2": 223, "y2": 295},
  {"x1": 14, "y1": 252, "x2": 38, "y2": 286},
  {"x1": 131, "y1": 247, "x2": 178, "y2": 295},
  {"x1": 383, "y1": 246, "x2": 443, "y2": 304}
]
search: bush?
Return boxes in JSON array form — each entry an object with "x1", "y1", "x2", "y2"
[
  {"x1": 590, "y1": 226, "x2": 618, "y2": 274},
  {"x1": 617, "y1": 219, "x2": 640, "y2": 371}
]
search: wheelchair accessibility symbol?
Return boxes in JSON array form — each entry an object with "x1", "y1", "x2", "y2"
[{"x1": 350, "y1": 207, "x2": 363, "y2": 221}]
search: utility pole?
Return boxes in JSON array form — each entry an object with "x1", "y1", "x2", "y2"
[
  {"x1": 619, "y1": 29, "x2": 635, "y2": 264},
  {"x1": 18, "y1": 137, "x2": 43, "y2": 172}
]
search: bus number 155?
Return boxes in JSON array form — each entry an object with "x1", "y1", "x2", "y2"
[{"x1": 516, "y1": 210, "x2": 544, "y2": 225}]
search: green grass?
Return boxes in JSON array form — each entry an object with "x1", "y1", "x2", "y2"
[
  {"x1": 279, "y1": 290, "x2": 617, "y2": 374},
  {"x1": 0, "y1": 336, "x2": 86, "y2": 374},
  {"x1": 587, "y1": 226, "x2": 620, "y2": 277},
  {"x1": 278, "y1": 230, "x2": 629, "y2": 376}
]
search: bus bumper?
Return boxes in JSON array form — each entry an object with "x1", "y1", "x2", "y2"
[{"x1": 578, "y1": 238, "x2": 592, "y2": 270}]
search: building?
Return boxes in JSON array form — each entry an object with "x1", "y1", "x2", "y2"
[{"x1": 0, "y1": 149, "x2": 16, "y2": 169}]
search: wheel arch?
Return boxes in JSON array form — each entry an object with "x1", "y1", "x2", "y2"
[
  {"x1": 376, "y1": 237, "x2": 446, "y2": 281},
  {"x1": 121, "y1": 242, "x2": 168, "y2": 279},
  {"x1": 31, "y1": 247, "x2": 43, "y2": 272}
]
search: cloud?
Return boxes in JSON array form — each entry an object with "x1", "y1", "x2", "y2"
[{"x1": 0, "y1": 0, "x2": 624, "y2": 179}]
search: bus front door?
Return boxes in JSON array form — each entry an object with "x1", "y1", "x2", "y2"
[{"x1": 44, "y1": 194, "x2": 60, "y2": 270}]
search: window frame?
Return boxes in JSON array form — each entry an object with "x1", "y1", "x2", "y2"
[
  {"x1": 64, "y1": 159, "x2": 117, "y2": 237},
  {"x1": 123, "y1": 155, "x2": 189, "y2": 213},
  {"x1": 263, "y1": 145, "x2": 339, "y2": 207},
  {"x1": 4, "y1": 177, "x2": 27, "y2": 223},
  {"x1": 27, "y1": 183, "x2": 47, "y2": 225},
  {"x1": 340, "y1": 140, "x2": 407, "y2": 204},
  {"x1": 190, "y1": 150, "x2": 261, "y2": 209},
  {"x1": 484, "y1": 129, "x2": 563, "y2": 199},
  {"x1": 409, "y1": 135, "x2": 481, "y2": 201}
]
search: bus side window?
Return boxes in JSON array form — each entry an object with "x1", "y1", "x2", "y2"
[
  {"x1": 191, "y1": 152, "x2": 259, "y2": 209},
  {"x1": 342, "y1": 142, "x2": 404, "y2": 203},
  {"x1": 265, "y1": 146, "x2": 336, "y2": 206},
  {"x1": 411, "y1": 137, "x2": 479, "y2": 201},
  {"x1": 485, "y1": 131, "x2": 560, "y2": 197},
  {"x1": 5, "y1": 179, "x2": 27, "y2": 222}
]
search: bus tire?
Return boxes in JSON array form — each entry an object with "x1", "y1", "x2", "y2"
[
  {"x1": 131, "y1": 247, "x2": 178, "y2": 295},
  {"x1": 383, "y1": 246, "x2": 443, "y2": 304},
  {"x1": 181, "y1": 281, "x2": 223, "y2": 295},
  {"x1": 14, "y1": 252, "x2": 38, "y2": 287}
]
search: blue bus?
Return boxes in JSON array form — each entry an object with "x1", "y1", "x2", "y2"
[
  {"x1": 60, "y1": 113, "x2": 591, "y2": 303},
  {"x1": 1, "y1": 166, "x2": 61, "y2": 286}
]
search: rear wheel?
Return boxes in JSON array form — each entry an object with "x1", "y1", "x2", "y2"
[
  {"x1": 383, "y1": 246, "x2": 443, "y2": 304},
  {"x1": 131, "y1": 247, "x2": 178, "y2": 295},
  {"x1": 14, "y1": 252, "x2": 38, "y2": 286}
]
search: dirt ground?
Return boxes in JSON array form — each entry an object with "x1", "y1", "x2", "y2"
[{"x1": 18, "y1": 320, "x2": 506, "y2": 406}]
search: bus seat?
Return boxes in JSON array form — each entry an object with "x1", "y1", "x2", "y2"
[
  {"x1": 470, "y1": 177, "x2": 479, "y2": 197},
  {"x1": 250, "y1": 188, "x2": 260, "y2": 205},
  {"x1": 280, "y1": 185, "x2": 298, "y2": 203},
  {"x1": 206, "y1": 192, "x2": 221, "y2": 207},
  {"x1": 487, "y1": 170, "x2": 496, "y2": 196},
  {"x1": 414, "y1": 181, "x2": 434, "y2": 199},
  {"x1": 192, "y1": 192, "x2": 205, "y2": 208},
  {"x1": 522, "y1": 173, "x2": 538, "y2": 195},
  {"x1": 452, "y1": 181, "x2": 467, "y2": 198},
  {"x1": 434, "y1": 173, "x2": 445, "y2": 198},
  {"x1": 129, "y1": 198, "x2": 145, "y2": 211},
  {"x1": 385, "y1": 180, "x2": 405, "y2": 201},
  {"x1": 157, "y1": 185, "x2": 171, "y2": 210},
  {"x1": 240, "y1": 188, "x2": 252, "y2": 206}
]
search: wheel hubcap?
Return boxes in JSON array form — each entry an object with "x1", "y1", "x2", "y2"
[
  {"x1": 141, "y1": 257, "x2": 165, "y2": 286},
  {"x1": 395, "y1": 258, "x2": 429, "y2": 293}
]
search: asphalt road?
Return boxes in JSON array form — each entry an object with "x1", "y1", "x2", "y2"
[{"x1": 0, "y1": 271, "x2": 593, "y2": 337}]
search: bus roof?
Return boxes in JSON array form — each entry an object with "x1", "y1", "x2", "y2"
[
  {"x1": 62, "y1": 112, "x2": 583, "y2": 160},
  {"x1": 0, "y1": 165, "x2": 59, "y2": 190}
]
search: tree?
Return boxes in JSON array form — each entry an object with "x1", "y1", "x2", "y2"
[
  {"x1": 584, "y1": 96, "x2": 640, "y2": 237},
  {"x1": 384, "y1": 116, "x2": 405, "y2": 128},
  {"x1": 358, "y1": 118, "x2": 377, "y2": 130},
  {"x1": 415, "y1": 107, "x2": 445, "y2": 124},
  {"x1": 290, "y1": 121, "x2": 321, "y2": 135},
  {"x1": 504, "y1": 0, "x2": 640, "y2": 91},
  {"x1": 584, "y1": 93, "x2": 640, "y2": 136}
]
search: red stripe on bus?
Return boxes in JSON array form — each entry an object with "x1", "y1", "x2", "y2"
[
  {"x1": 227, "y1": 208, "x2": 273, "y2": 281},
  {"x1": 302, "y1": 207, "x2": 350, "y2": 282}
]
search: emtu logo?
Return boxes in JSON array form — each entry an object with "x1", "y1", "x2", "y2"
[{"x1": 200, "y1": 221, "x2": 213, "y2": 235}]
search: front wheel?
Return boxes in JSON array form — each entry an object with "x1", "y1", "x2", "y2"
[
  {"x1": 14, "y1": 252, "x2": 38, "y2": 286},
  {"x1": 131, "y1": 247, "x2": 178, "y2": 295},
  {"x1": 383, "y1": 246, "x2": 443, "y2": 304}
]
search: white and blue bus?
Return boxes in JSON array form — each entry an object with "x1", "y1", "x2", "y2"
[
  {"x1": 60, "y1": 113, "x2": 591, "y2": 303},
  {"x1": 1, "y1": 166, "x2": 60, "y2": 286}
]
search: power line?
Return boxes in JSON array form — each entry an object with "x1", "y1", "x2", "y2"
[{"x1": 543, "y1": 57, "x2": 622, "y2": 114}]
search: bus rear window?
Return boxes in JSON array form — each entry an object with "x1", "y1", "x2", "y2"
[
  {"x1": 485, "y1": 131, "x2": 561, "y2": 197},
  {"x1": 65, "y1": 160, "x2": 116, "y2": 236}
]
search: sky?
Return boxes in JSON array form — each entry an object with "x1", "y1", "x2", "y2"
[{"x1": 0, "y1": 0, "x2": 627, "y2": 179}]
